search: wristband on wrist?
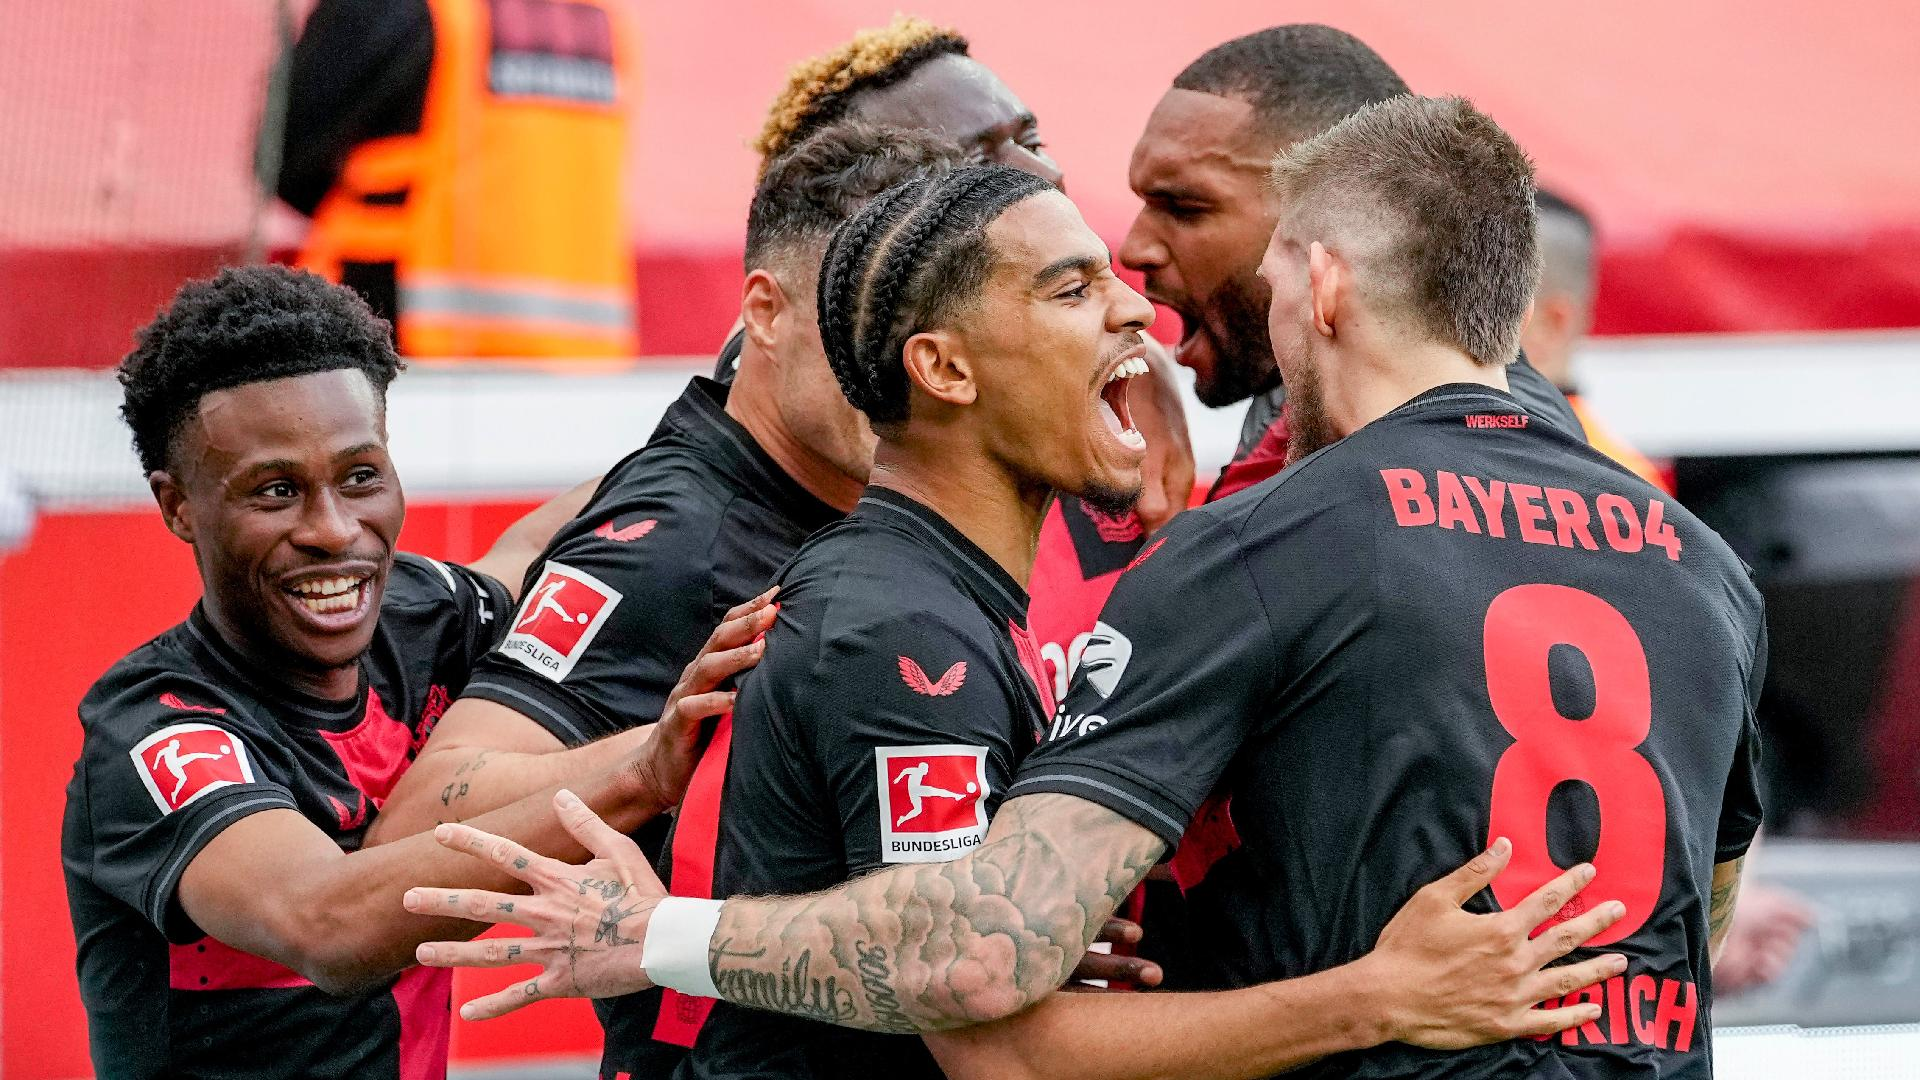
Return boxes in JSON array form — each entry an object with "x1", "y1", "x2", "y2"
[{"x1": 641, "y1": 896, "x2": 725, "y2": 998}]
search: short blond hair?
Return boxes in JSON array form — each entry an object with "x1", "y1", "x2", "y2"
[{"x1": 754, "y1": 14, "x2": 968, "y2": 175}]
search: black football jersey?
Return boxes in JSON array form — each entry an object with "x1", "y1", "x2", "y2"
[
  {"x1": 1015, "y1": 383, "x2": 1766, "y2": 1078},
  {"x1": 62, "y1": 553, "x2": 509, "y2": 1080},
  {"x1": 678, "y1": 487, "x2": 1057, "y2": 1080},
  {"x1": 460, "y1": 375, "x2": 842, "y2": 1078}
]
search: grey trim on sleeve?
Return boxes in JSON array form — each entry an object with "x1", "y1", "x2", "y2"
[
  {"x1": 147, "y1": 792, "x2": 300, "y2": 928},
  {"x1": 1008, "y1": 773, "x2": 1185, "y2": 838},
  {"x1": 463, "y1": 680, "x2": 592, "y2": 744}
]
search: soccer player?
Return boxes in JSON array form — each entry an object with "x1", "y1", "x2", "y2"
[
  {"x1": 404, "y1": 160, "x2": 1636, "y2": 1078},
  {"x1": 1122, "y1": 26, "x2": 1583, "y2": 501},
  {"x1": 1523, "y1": 189, "x2": 1671, "y2": 491},
  {"x1": 61, "y1": 267, "x2": 755, "y2": 1079}
]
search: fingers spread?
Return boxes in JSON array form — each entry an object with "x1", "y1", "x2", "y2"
[
  {"x1": 403, "y1": 886, "x2": 542, "y2": 928},
  {"x1": 554, "y1": 788, "x2": 652, "y2": 871},
  {"x1": 1436, "y1": 837, "x2": 1513, "y2": 905},
  {"x1": 1512, "y1": 862, "x2": 1598, "y2": 931},
  {"x1": 1514, "y1": 1000, "x2": 1604, "y2": 1039},
  {"x1": 433, "y1": 823, "x2": 549, "y2": 884},
  {"x1": 458, "y1": 972, "x2": 554, "y2": 1022},
  {"x1": 415, "y1": 936, "x2": 550, "y2": 969},
  {"x1": 1526, "y1": 953, "x2": 1629, "y2": 1003},
  {"x1": 1530, "y1": 898, "x2": 1626, "y2": 965}
]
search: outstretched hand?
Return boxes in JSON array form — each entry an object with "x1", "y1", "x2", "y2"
[
  {"x1": 626, "y1": 588, "x2": 777, "y2": 812},
  {"x1": 404, "y1": 789, "x2": 667, "y2": 1020},
  {"x1": 1357, "y1": 837, "x2": 1630, "y2": 1049}
]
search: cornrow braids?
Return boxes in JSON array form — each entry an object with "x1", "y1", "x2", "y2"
[
  {"x1": 754, "y1": 14, "x2": 968, "y2": 173},
  {"x1": 817, "y1": 163, "x2": 1053, "y2": 428}
]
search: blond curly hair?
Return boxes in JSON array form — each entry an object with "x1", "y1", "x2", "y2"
[{"x1": 754, "y1": 14, "x2": 969, "y2": 174}]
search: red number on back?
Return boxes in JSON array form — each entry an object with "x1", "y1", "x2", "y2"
[{"x1": 1483, "y1": 584, "x2": 1665, "y2": 946}]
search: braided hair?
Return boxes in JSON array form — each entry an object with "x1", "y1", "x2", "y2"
[
  {"x1": 754, "y1": 14, "x2": 969, "y2": 174},
  {"x1": 816, "y1": 163, "x2": 1053, "y2": 428}
]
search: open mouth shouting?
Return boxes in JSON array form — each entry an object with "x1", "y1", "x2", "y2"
[{"x1": 1097, "y1": 348, "x2": 1150, "y2": 454}]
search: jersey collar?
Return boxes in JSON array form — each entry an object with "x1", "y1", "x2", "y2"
[
  {"x1": 184, "y1": 604, "x2": 369, "y2": 725},
  {"x1": 855, "y1": 486, "x2": 1031, "y2": 626},
  {"x1": 660, "y1": 377, "x2": 843, "y2": 535}
]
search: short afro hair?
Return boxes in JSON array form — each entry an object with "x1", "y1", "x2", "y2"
[
  {"x1": 744, "y1": 120, "x2": 966, "y2": 285},
  {"x1": 754, "y1": 14, "x2": 968, "y2": 173},
  {"x1": 1173, "y1": 25, "x2": 1409, "y2": 147},
  {"x1": 119, "y1": 265, "x2": 403, "y2": 474},
  {"x1": 816, "y1": 163, "x2": 1054, "y2": 429}
]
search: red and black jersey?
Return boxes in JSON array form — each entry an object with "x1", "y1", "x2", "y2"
[
  {"x1": 461, "y1": 375, "x2": 842, "y2": 1078},
  {"x1": 1016, "y1": 384, "x2": 1766, "y2": 1078},
  {"x1": 1027, "y1": 495, "x2": 1150, "y2": 704},
  {"x1": 678, "y1": 487, "x2": 1055, "y2": 1079},
  {"x1": 62, "y1": 553, "x2": 508, "y2": 1080}
]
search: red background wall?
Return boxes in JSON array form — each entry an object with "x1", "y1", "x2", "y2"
[{"x1": 0, "y1": 498, "x2": 626, "y2": 1080}]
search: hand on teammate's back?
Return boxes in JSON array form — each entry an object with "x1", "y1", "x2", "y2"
[
  {"x1": 622, "y1": 588, "x2": 778, "y2": 811},
  {"x1": 1064, "y1": 917, "x2": 1163, "y2": 990},
  {"x1": 1354, "y1": 837, "x2": 1629, "y2": 1049},
  {"x1": 1129, "y1": 338, "x2": 1196, "y2": 533}
]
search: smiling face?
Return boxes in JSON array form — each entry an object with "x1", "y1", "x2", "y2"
[
  {"x1": 940, "y1": 191, "x2": 1156, "y2": 510},
  {"x1": 1120, "y1": 89, "x2": 1282, "y2": 407},
  {"x1": 156, "y1": 368, "x2": 402, "y2": 695},
  {"x1": 851, "y1": 53, "x2": 1064, "y2": 188}
]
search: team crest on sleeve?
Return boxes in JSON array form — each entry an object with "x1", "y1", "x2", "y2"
[
  {"x1": 875, "y1": 745, "x2": 989, "y2": 863},
  {"x1": 497, "y1": 561, "x2": 622, "y2": 681},
  {"x1": 131, "y1": 723, "x2": 254, "y2": 814}
]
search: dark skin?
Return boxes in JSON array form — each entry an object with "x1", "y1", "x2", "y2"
[
  {"x1": 152, "y1": 369, "x2": 403, "y2": 700},
  {"x1": 1120, "y1": 89, "x2": 1283, "y2": 408},
  {"x1": 853, "y1": 53, "x2": 1063, "y2": 187},
  {"x1": 148, "y1": 367, "x2": 762, "y2": 994}
]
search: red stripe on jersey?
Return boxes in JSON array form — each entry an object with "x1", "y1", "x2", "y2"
[
  {"x1": 319, "y1": 687, "x2": 416, "y2": 808},
  {"x1": 1168, "y1": 794, "x2": 1241, "y2": 893},
  {"x1": 1007, "y1": 619, "x2": 1058, "y2": 721},
  {"x1": 169, "y1": 936, "x2": 311, "y2": 990},
  {"x1": 1209, "y1": 412, "x2": 1292, "y2": 502},
  {"x1": 652, "y1": 711, "x2": 733, "y2": 1047},
  {"x1": 394, "y1": 965, "x2": 452, "y2": 1080}
]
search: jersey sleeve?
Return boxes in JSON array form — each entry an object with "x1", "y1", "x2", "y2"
[
  {"x1": 386, "y1": 552, "x2": 514, "y2": 668},
  {"x1": 70, "y1": 676, "x2": 300, "y2": 943},
  {"x1": 460, "y1": 505, "x2": 719, "y2": 747},
  {"x1": 1715, "y1": 613, "x2": 1768, "y2": 862},
  {"x1": 1009, "y1": 511, "x2": 1279, "y2": 849},
  {"x1": 803, "y1": 613, "x2": 1023, "y2": 875}
]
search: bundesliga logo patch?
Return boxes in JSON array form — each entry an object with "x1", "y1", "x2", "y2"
[
  {"x1": 874, "y1": 745, "x2": 989, "y2": 864},
  {"x1": 131, "y1": 722, "x2": 254, "y2": 814},
  {"x1": 498, "y1": 561, "x2": 621, "y2": 681}
]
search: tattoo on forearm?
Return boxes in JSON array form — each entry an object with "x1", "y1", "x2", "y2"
[
  {"x1": 1709, "y1": 858, "x2": 1744, "y2": 944},
  {"x1": 439, "y1": 750, "x2": 500, "y2": 814},
  {"x1": 705, "y1": 794, "x2": 1163, "y2": 1034},
  {"x1": 710, "y1": 938, "x2": 858, "y2": 1024},
  {"x1": 852, "y1": 942, "x2": 910, "y2": 1030}
]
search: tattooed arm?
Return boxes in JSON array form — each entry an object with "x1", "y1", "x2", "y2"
[
  {"x1": 709, "y1": 793, "x2": 1160, "y2": 1031},
  {"x1": 1707, "y1": 856, "x2": 1746, "y2": 963},
  {"x1": 367, "y1": 592, "x2": 775, "y2": 842},
  {"x1": 407, "y1": 795, "x2": 1628, "y2": 1076}
]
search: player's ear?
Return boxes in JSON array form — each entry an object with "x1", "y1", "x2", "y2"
[
  {"x1": 151, "y1": 470, "x2": 195, "y2": 544},
  {"x1": 739, "y1": 268, "x2": 786, "y2": 355},
  {"x1": 901, "y1": 330, "x2": 977, "y2": 408},
  {"x1": 1307, "y1": 241, "x2": 1339, "y2": 339}
]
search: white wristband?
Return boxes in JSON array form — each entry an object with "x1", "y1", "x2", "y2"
[{"x1": 641, "y1": 896, "x2": 724, "y2": 998}]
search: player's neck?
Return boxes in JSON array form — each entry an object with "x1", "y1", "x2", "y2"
[
  {"x1": 1324, "y1": 341, "x2": 1509, "y2": 438},
  {"x1": 200, "y1": 599, "x2": 360, "y2": 700},
  {"x1": 725, "y1": 364, "x2": 864, "y2": 513},
  {"x1": 867, "y1": 443, "x2": 1048, "y2": 591}
]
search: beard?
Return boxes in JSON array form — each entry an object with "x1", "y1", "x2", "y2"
[
  {"x1": 1191, "y1": 271, "x2": 1282, "y2": 407},
  {"x1": 1282, "y1": 344, "x2": 1340, "y2": 465}
]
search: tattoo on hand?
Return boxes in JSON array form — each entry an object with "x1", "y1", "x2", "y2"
[
  {"x1": 594, "y1": 894, "x2": 644, "y2": 948},
  {"x1": 513, "y1": 857, "x2": 529, "y2": 870},
  {"x1": 574, "y1": 877, "x2": 628, "y2": 902},
  {"x1": 506, "y1": 944, "x2": 522, "y2": 959},
  {"x1": 497, "y1": 901, "x2": 515, "y2": 913}
]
